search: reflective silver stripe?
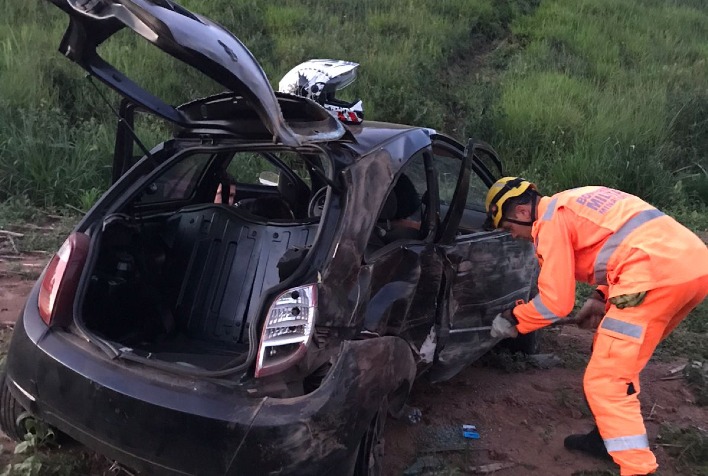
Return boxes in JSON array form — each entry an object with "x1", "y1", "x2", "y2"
[
  {"x1": 600, "y1": 317, "x2": 643, "y2": 339},
  {"x1": 604, "y1": 434, "x2": 649, "y2": 452},
  {"x1": 535, "y1": 197, "x2": 559, "y2": 248},
  {"x1": 541, "y1": 197, "x2": 558, "y2": 222},
  {"x1": 593, "y1": 209, "x2": 664, "y2": 285},
  {"x1": 531, "y1": 295, "x2": 560, "y2": 323}
]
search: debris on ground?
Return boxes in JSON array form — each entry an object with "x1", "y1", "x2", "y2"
[
  {"x1": 467, "y1": 462, "x2": 516, "y2": 473},
  {"x1": 417, "y1": 425, "x2": 485, "y2": 453},
  {"x1": 684, "y1": 360, "x2": 708, "y2": 406},
  {"x1": 527, "y1": 353, "x2": 563, "y2": 369},
  {"x1": 402, "y1": 405, "x2": 423, "y2": 425},
  {"x1": 462, "y1": 424, "x2": 480, "y2": 439},
  {"x1": 656, "y1": 424, "x2": 708, "y2": 471},
  {"x1": 659, "y1": 363, "x2": 687, "y2": 381}
]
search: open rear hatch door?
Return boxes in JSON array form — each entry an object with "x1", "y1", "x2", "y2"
[{"x1": 49, "y1": 0, "x2": 345, "y2": 146}]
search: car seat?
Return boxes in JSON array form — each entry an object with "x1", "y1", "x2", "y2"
[
  {"x1": 235, "y1": 196, "x2": 294, "y2": 220},
  {"x1": 378, "y1": 174, "x2": 422, "y2": 243},
  {"x1": 277, "y1": 174, "x2": 310, "y2": 218}
]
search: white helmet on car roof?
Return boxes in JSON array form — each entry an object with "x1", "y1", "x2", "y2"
[{"x1": 278, "y1": 59, "x2": 364, "y2": 125}]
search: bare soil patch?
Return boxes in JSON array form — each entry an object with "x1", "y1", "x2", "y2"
[
  {"x1": 383, "y1": 327, "x2": 708, "y2": 475},
  {"x1": 0, "y1": 256, "x2": 45, "y2": 326}
]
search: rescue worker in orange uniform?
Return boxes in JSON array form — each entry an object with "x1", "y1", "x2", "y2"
[{"x1": 485, "y1": 177, "x2": 708, "y2": 476}]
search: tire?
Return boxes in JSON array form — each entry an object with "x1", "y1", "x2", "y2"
[
  {"x1": 0, "y1": 367, "x2": 28, "y2": 441},
  {"x1": 502, "y1": 330, "x2": 541, "y2": 355},
  {"x1": 504, "y1": 266, "x2": 542, "y2": 355},
  {"x1": 353, "y1": 399, "x2": 387, "y2": 476}
]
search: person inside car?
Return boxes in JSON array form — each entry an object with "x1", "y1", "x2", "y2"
[
  {"x1": 214, "y1": 175, "x2": 237, "y2": 205},
  {"x1": 378, "y1": 174, "x2": 423, "y2": 242},
  {"x1": 214, "y1": 173, "x2": 294, "y2": 220}
]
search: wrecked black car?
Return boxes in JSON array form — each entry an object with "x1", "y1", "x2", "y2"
[{"x1": 0, "y1": 1, "x2": 538, "y2": 474}]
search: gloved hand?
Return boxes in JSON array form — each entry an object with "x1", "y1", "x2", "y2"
[
  {"x1": 490, "y1": 311, "x2": 519, "y2": 339},
  {"x1": 609, "y1": 291, "x2": 647, "y2": 309},
  {"x1": 575, "y1": 295, "x2": 606, "y2": 330}
]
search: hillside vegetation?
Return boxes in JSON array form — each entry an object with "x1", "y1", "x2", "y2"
[
  {"x1": 496, "y1": 0, "x2": 708, "y2": 220},
  {"x1": 0, "y1": 0, "x2": 706, "y2": 229}
]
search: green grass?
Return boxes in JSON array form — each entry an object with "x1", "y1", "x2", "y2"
[
  {"x1": 0, "y1": 424, "x2": 104, "y2": 476},
  {"x1": 0, "y1": 104, "x2": 114, "y2": 208},
  {"x1": 0, "y1": 0, "x2": 533, "y2": 209},
  {"x1": 657, "y1": 301, "x2": 708, "y2": 361},
  {"x1": 0, "y1": 0, "x2": 707, "y2": 241},
  {"x1": 0, "y1": 196, "x2": 79, "y2": 254},
  {"x1": 490, "y1": 0, "x2": 708, "y2": 211},
  {"x1": 657, "y1": 424, "x2": 708, "y2": 475}
]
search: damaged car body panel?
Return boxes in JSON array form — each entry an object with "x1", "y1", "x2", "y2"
[
  {"x1": 230, "y1": 337, "x2": 416, "y2": 474},
  {"x1": 317, "y1": 127, "x2": 438, "y2": 331},
  {"x1": 1, "y1": 1, "x2": 540, "y2": 475},
  {"x1": 9, "y1": 292, "x2": 416, "y2": 474},
  {"x1": 431, "y1": 233, "x2": 538, "y2": 382}
]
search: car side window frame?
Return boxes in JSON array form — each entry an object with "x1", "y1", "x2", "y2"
[
  {"x1": 432, "y1": 137, "x2": 502, "y2": 243},
  {"x1": 432, "y1": 140, "x2": 470, "y2": 244},
  {"x1": 364, "y1": 146, "x2": 439, "y2": 260}
]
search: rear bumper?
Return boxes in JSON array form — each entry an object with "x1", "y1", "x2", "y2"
[{"x1": 6, "y1": 284, "x2": 416, "y2": 475}]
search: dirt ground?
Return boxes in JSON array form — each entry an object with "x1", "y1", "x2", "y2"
[
  {"x1": 1, "y1": 255, "x2": 706, "y2": 475},
  {"x1": 0, "y1": 257, "x2": 39, "y2": 328},
  {"x1": 383, "y1": 329, "x2": 707, "y2": 476}
]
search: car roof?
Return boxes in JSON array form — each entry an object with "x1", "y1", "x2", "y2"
[{"x1": 342, "y1": 121, "x2": 433, "y2": 157}]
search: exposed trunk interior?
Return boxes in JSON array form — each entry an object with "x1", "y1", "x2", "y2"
[{"x1": 81, "y1": 204, "x2": 319, "y2": 370}]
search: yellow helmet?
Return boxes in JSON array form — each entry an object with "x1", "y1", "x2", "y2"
[{"x1": 485, "y1": 177, "x2": 537, "y2": 228}]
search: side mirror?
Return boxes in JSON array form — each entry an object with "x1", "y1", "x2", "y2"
[{"x1": 259, "y1": 171, "x2": 279, "y2": 186}]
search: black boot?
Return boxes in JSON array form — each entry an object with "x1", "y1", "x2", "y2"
[{"x1": 564, "y1": 427, "x2": 612, "y2": 461}]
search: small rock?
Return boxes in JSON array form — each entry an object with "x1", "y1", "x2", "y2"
[
  {"x1": 528, "y1": 353, "x2": 562, "y2": 369},
  {"x1": 468, "y1": 462, "x2": 516, "y2": 474},
  {"x1": 402, "y1": 405, "x2": 422, "y2": 425},
  {"x1": 487, "y1": 449, "x2": 508, "y2": 461}
]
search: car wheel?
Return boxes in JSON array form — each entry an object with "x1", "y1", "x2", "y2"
[
  {"x1": 503, "y1": 330, "x2": 541, "y2": 355},
  {"x1": 504, "y1": 269, "x2": 542, "y2": 355},
  {"x1": 0, "y1": 367, "x2": 28, "y2": 441},
  {"x1": 353, "y1": 399, "x2": 386, "y2": 476}
]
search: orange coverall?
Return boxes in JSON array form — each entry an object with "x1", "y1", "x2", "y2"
[{"x1": 512, "y1": 186, "x2": 708, "y2": 475}]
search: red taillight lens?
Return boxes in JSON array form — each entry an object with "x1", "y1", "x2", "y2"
[
  {"x1": 38, "y1": 232, "x2": 90, "y2": 327},
  {"x1": 255, "y1": 284, "x2": 317, "y2": 378}
]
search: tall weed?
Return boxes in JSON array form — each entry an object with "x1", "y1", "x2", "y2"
[{"x1": 0, "y1": 103, "x2": 113, "y2": 208}]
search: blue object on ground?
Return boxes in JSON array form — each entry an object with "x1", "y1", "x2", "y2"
[{"x1": 462, "y1": 424, "x2": 480, "y2": 439}]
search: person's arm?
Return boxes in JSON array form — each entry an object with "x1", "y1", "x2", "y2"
[
  {"x1": 575, "y1": 289, "x2": 606, "y2": 330},
  {"x1": 513, "y1": 207, "x2": 577, "y2": 334}
]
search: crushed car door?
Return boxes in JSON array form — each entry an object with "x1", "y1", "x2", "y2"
[
  {"x1": 429, "y1": 138, "x2": 538, "y2": 382},
  {"x1": 49, "y1": 0, "x2": 344, "y2": 146}
]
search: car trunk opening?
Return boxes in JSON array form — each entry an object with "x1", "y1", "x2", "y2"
[{"x1": 80, "y1": 203, "x2": 321, "y2": 373}]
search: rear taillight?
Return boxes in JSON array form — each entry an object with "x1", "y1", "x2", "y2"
[
  {"x1": 255, "y1": 284, "x2": 317, "y2": 378},
  {"x1": 38, "y1": 232, "x2": 90, "y2": 327}
]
